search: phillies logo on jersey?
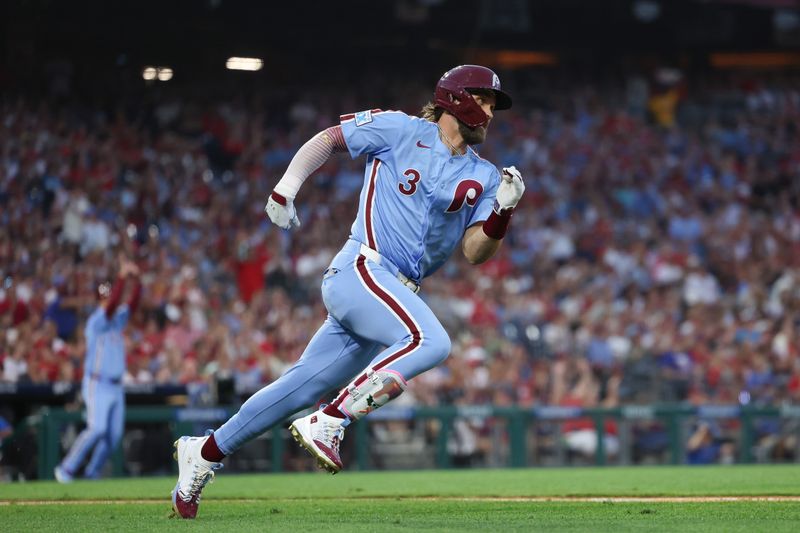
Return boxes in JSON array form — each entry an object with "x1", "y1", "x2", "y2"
[{"x1": 445, "y1": 179, "x2": 484, "y2": 212}]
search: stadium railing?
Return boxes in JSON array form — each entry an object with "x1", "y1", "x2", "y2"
[{"x1": 30, "y1": 404, "x2": 800, "y2": 479}]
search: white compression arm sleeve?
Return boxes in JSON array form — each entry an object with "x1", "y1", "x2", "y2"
[{"x1": 273, "y1": 126, "x2": 347, "y2": 199}]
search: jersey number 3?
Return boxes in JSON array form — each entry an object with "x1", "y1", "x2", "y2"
[{"x1": 399, "y1": 168, "x2": 421, "y2": 196}]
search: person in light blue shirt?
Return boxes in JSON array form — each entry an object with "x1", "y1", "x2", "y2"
[
  {"x1": 171, "y1": 65, "x2": 526, "y2": 519},
  {"x1": 55, "y1": 256, "x2": 141, "y2": 482}
]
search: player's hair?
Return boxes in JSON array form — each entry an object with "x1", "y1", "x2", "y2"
[{"x1": 420, "y1": 101, "x2": 444, "y2": 122}]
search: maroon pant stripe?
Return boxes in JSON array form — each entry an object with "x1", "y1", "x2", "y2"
[
  {"x1": 364, "y1": 159, "x2": 380, "y2": 250},
  {"x1": 332, "y1": 256, "x2": 421, "y2": 407}
]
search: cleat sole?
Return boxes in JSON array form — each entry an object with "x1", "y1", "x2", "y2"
[
  {"x1": 171, "y1": 441, "x2": 178, "y2": 516},
  {"x1": 289, "y1": 424, "x2": 339, "y2": 475}
]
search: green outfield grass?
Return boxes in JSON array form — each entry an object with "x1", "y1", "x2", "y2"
[{"x1": 1, "y1": 466, "x2": 799, "y2": 532}]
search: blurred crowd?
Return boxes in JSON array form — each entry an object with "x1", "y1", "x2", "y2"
[{"x1": 1, "y1": 70, "x2": 799, "y2": 427}]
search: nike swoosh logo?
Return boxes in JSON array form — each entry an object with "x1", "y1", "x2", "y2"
[{"x1": 416, "y1": 140, "x2": 431, "y2": 149}]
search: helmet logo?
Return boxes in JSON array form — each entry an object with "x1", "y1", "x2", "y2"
[{"x1": 492, "y1": 73, "x2": 500, "y2": 89}]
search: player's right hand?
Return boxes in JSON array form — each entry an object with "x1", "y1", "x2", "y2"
[{"x1": 265, "y1": 192, "x2": 301, "y2": 230}]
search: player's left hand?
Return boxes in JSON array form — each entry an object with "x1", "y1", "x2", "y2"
[
  {"x1": 495, "y1": 166, "x2": 525, "y2": 213},
  {"x1": 265, "y1": 193, "x2": 301, "y2": 230}
]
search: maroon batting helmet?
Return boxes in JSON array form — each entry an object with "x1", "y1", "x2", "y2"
[{"x1": 434, "y1": 65, "x2": 512, "y2": 128}]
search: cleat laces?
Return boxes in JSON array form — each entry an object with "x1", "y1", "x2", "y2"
[
  {"x1": 317, "y1": 419, "x2": 345, "y2": 452},
  {"x1": 182, "y1": 465, "x2": 216, "y2": 503}
]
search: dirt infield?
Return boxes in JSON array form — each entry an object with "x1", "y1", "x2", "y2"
[{"x1": 3, "y1": 496, "x2": 800, "y2": 505}]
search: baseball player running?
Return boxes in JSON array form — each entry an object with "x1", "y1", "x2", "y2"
[
  {"x1": 54, "y1": 255, "x2": 141, "y2": 482},
  {"x1": 171, "y1": 65, "x2": 524, "y2": 518}
]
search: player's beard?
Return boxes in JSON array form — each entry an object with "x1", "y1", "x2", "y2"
[{"x1": 458, "y1": 120, "x2": 488, "y2": 145}]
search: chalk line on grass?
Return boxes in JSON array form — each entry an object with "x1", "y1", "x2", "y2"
[{"x1": 2, "y1": 496, "x2": 800, "y2": 505}]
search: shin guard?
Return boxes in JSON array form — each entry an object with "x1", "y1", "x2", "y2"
[{"x1": 340, "y1": 370, "x2": 406, "y2": 420}]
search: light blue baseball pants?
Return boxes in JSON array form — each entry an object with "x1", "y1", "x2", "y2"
[
  {"x1": 59, "y1": 378, "x2": 125, "y2": 478},
  {"x1": 214, "y1": 239, "x2": 451, "y2": 454}
]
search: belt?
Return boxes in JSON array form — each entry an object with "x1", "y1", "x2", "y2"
[
  {"x1": 89, "y1": 373, "x2": 122, "y2": 385},
  {"x1": 359, "y1": 244, "x2": 421, "y2": 294}
]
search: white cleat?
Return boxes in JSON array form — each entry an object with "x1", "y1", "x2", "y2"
[
  {"x1": 170, "y1": 436, "x2": 222, "y2": 519},
  {"x1": 54, "y1": 465, "x2": 73, "y2": 484},
  {"x1": 289, "y1": 410, "x2": 346, "y2": 474}
]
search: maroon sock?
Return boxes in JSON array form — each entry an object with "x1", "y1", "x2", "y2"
[
  {"x1": 201, "y1": 433, "x2": 226, "y2": 462},
  {"x1": 323, "y1": 403, "x2": 347, "y2": 419}
]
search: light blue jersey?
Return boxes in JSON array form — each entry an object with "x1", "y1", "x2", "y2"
[
  {"x1": 341, "y1": 109, "x2": 500, "y2": 281},
  {"x1": 84, "y1": 306, "x2": 130, "y2": 381}
]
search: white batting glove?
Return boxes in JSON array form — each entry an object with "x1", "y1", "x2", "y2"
[
  {"x1": 495, "y1": 166, "x2": 525, "y2": 213},
  {"x1": 265, "y1": 193, "x2": 301, "y2": 230}
]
